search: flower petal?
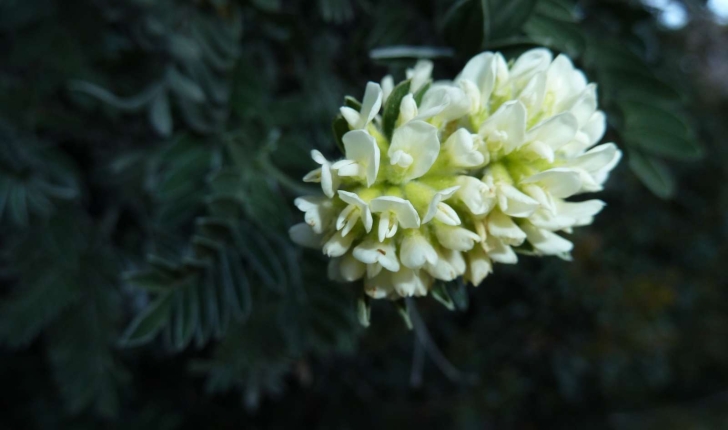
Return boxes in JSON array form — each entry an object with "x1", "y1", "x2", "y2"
[
  {"x1": 418, "y1": 84, "x2": 470, "y2": 121},
  {"x1": 360, "y1": 81, "x2": 383, "y2": 128},
  {"x1": 423, "y1": 185, "x2": 461, "y2": 224},
  {"x1": 521, "y1": 222, "x2": 573, "y2": 255},
  {"x1": 353, "y1": 239, "x2": 400, "y2": 272},
  {"x1": 525, "y1": 112, "x2": 579, "y2": 151},
  {"x1": 342, "y1": 130, "x2": 380, "y2": 186},
  {"x1": 340, "y1": 252, "x2": 366, "y2": 281},
  {"x1": 479, "y1": 100, "x2": 527, "y2": 154},
  {"x1": 497, "y1": 183, "x2": 539, "y2": 217},
  {"x1": 487, "y1": 210, "x2": 526, "y2": 245},
  {"x1": 400, "y1": 233, "x2": 438, "y2": 269},
  {"x1": 289, "y1": 223, "x2": 322, "y2": 249},
  {"x1": 435, "y1": 225, "x2": 481, "y2": 251},
  {"x1": 370, "y1": 196, "x2": 420, "y2": 228},
  {"x1": 520, "y1": 167, "x2": 582, "y2": 198},
  {"x1": 465, "y1": 246, "x2": 492, "y2": 286},
  {"x1": 388, "y1": 120, "x2": 440, "y2": 182},
  {"x1": 323, "y1": 230, "x2": 356, "y2": 257}
]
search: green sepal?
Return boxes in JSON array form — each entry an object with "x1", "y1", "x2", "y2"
[
  {"x1": 413, "y1": 82, "x2": 431, "y2": 106},
  {"x1": 394, "y1": 300, "x2": 413, "y2": 330},
  {"x1": 445, "y1": 279, "x2": 469, "y2": 311},
  {"x1": 431, "y1": 282, "x2": 455, "y2": 311},
  {"x1": 344, "y1": 96, "x2": 362, "y2": 110},
  {"x1": 357, "y1": 294, "x2": 371, "y2": 327},
  {"x1": 382, "y1": 79, "x2": 411, "y2": 141},
  {"x1": 332, "y1": 114, "x2": 349, "y2": 155}
]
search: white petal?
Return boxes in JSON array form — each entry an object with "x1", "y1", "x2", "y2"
[
  {"x1": 555, "y1": 199, "x2": 605, "y2": 226},
  {"x1": 381, "y1": 75, "x2": 394, "y2": 101},
  {"x1": 442, "y1": 249, "x2": 466, "y2": 275},
  {"x1": 339, "y1": 106, "x2": 360, "y2": 129},
  {"x1": 435, "y1": 225, "x2": 481, "y2": 251},
  {"x1": 311, "y1": 149, "x2": 327, "y2": 165},
  {"x1": 337, "y1": 190, "x2": 373, "y2": 232},
  {"x1": 294, "y1": 196, "x2": 334, "y2": 234},
  {"x1": 525, "y1": 112, "x2": 579, "y2": 151},
  {"x1": 498, "y1": 183, "x2": 539, "y2": 217},
  {"x1": 392, "y1": 267, "x2": 429, "y2": 297},
  {"x1": 425, "y1": 255, "x2": 458, "y2": 281},
  {"x1": 510, "y1": 48, "x2": 553, "y2": 86},
  {"x1": 484, "y1": 235, "x2": 518, "y2": 264},
  {"x1": 407, "y1": 60, "x2": 433, "y2": 93},
  {"x1": 517, "y1": 71, "x2": 546, "y2": 114},
  {"x1": 487, "y1": 210, "x2": 526, "y2": 245},
  {"x1": 521, "y1": 223, "x2": 573, "y2": 255},
  {"x1": 568, "y1": 84, "x2": 597, "y2": 127},
  {"x1": 456, "y1": 176, "x2": 496, "y2": 215},
  {"x1": 545, "y1": 54, "x2": 581, "y2": 102},
  {"x1": 340, "y1": 252, "x2": 366, "y2": 281},
  {"x1": 364, "y1": 271, "x2": 394, "y2": 299},
  {"x1": 466, "y1": 246, "x2": 492, "y2": 286},
  {"x1": 388, "y1": 120, "x2": 440, "y2": 182},
  {"x1": 289, "y1": 223, "x2": 322, "y2": 249},
  {"x1": 444, "y1": 128, "x2": 484, "y2": 167},
  {"x1": 590, "y1": 147, "x2": 622, "y2": 190},
  {"x1": 418, "y1": 84, "x2": 470, "y2": 121},
  {"x1": 423, "y1": 186, "x2": 461, "y2": 224},
  {"x1": 323, "y1": 230, "x2": 356, "y2": 257},
  {"x1": 435, "y1": 203, "x2": 461, "y2": 225},
  {"x1": 320, "y1": 165, "x2": 338, "y2": 198},
  {"x1": 370, "y1": 196, "x2": 420, "y2": 228},
  {"x1": 400, "y1": 233, "x2": 438, "y2": 269},
  {"x1": 399, "y1": 93, "x2": 418, "y2": 124},
  {"x1": 353, "y1": 239, "x2": 400, "y2": 272},
  {"x1": 520, "y1": 168, "x2": 582, "y2": 198},
  {"x1": 360, "y1": 82, "x2": 383, "y2": 128},
  {"x1": 479, "y1": 101, "x2": 527, "y2": 154},
  {"x1": 570, "y1": 143, "x2": 619, "y2": 173},
  {"x1": 342, "y1": 130, "x2": 380, "y2": 186},
  {"x1": 457, "y1": 52, "x2": 498, "y2": 106},
  {"x1": 582, "y1": 110, "x2": 607, "y2": 147}
]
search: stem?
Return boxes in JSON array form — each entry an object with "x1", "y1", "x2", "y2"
[
  {"x1": 406, "y1": 297, "x2": 479, "y2": 386},
  {"x1": 410, "y1": 334, "x2": 425, "y2": 388}
]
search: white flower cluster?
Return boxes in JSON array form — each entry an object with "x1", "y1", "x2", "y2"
[{"x1": 289, "y1": 49, "x2": 621, "y2": 300}]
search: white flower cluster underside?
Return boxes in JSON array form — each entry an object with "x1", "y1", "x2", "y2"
[{"x1": 290, "y1": 49, "x2": 621, "y2": 300}]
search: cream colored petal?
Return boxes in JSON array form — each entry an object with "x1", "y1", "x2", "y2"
[
  {"x1": 484, "y1": 235, "x2": 518, "y2": 264},
  {"x1": 465, "y1": 246, "x2": 492, "y2": 286},
  {"x1": 525, "y1": 112, "x2": 579, "y2": 151},
  {"x1": 323, "y1": 230, "x2": 356, "y2": 257},
  {"x1": 342, "y1": 130, "x2": 380, "y2": 186},
  {"x1": 289, "y1": 223, "x2": 322, "y2": 249},
  {"x1": 340, "y1": 252, "x2": 366, "y2": 281},
  {"x1": 497, "y1": 183, "x2": 539, "y2": 218},
  {"x1": 520, "y1": 168, "x2": 582, "y2": 199},
  {"x1": 435, "y1": 225, "x2": 481, "y2": 251},
  {"x1": 388, "y1": 120, "x2": 440, "y2": 182},
  {"x1": 479, "y1": 100, "x2": 527, "y2": 154},
  {"x1": 360, "y1": 81, "x2": 383, "y2": 128},
  {"x1": 423, "y1": 185, "x2": 461, "y2": 224},
  {"x1": 400, "y1": 233, "x2": 438, "y2": 269},
  {"x1": 521, "y1": 223, "x2": 573, "y2": 255},
  {"x1": 487, "y1": 210, "x2": 526, "y2": 245},
  {"x1": 370, "y1": 196, "x2": 420, "y2": 228}
]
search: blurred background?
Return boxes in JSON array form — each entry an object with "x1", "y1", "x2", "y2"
[{"x1": 1, "y1": 0, "x2": 727, "y2": 428}]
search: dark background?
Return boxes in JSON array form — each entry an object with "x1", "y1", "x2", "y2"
[{"x1": 1, "y1": 0, "x2": 727, "y2": 428}]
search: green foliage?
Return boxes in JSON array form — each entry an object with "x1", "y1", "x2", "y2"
[
  {"x1": 0, "y1": 123, "x2": 79, "y2": 226},
  {"x1": 0, "y1": 0, "x2": 723, "y2": 428}
]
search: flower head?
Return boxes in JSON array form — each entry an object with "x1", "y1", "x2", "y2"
[{"x1": 291, "y1": 49, "x2": 621, "y2": 300}]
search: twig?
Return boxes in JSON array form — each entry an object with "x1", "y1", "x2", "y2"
[
  {"x1": 409, "y1": 333, "x2": 425, "y2": 388},
  {"x1": 406, "y1": 297, "x2": 479, "y2": 386}
]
